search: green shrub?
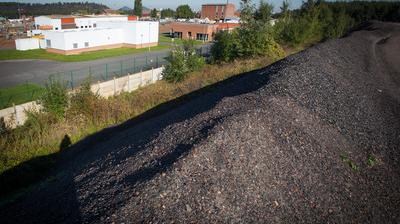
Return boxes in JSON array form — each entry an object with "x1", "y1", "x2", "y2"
[
  {"x1": 69, "y1": 78, "x2": 99, "y2": 121},
  {"x1": 163, "y1": 40, "x2": 205, "y2": 83},
  {"x1": 211, "y1": 31, "x2": 239, "y2": 63},
  {"x1": 39, "y1": 79, "x2": 68, "y2": 119}
]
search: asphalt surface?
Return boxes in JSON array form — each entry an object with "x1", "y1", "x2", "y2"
[
  {"x1": 0, "y1": 44, "x2": 211, "y2": 88},
  {"x1": 0, "y1": 21, "x2": 399, "y2": 223}
]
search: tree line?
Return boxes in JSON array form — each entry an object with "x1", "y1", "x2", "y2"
[
  {"x1": 211, "y1": 0, "x2": 400, "y2": 63},
  {"x1": 133, "y1": 0, "x2": 195, "y2": 19},
  {"x1": 0, "y1": 2, "x2": 109, "y2": 18}
]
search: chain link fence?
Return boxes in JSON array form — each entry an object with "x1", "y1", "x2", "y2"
[{"x1": 0, "y1": 45, "x2": 211, "y2": 110}]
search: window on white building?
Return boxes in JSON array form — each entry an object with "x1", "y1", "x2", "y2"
[
  {"x1": 73, "y1": 43, "x2": 78, "y2": 49},
  {"x1": 46, "y1": 39, "x2": 51, "y2": 48},
  {"x1": 85, "y1": 42, "x2": 89, "y2": 47}
]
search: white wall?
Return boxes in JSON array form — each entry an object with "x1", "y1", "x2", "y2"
[
  {"x1": 43, "y1": 30, "x2": 66, "y2": 50},
  {"x1": 97, "y1": 21, "x2": 159, "y2": 45},
  {"x1": 15, "y1": 38, "x2": 40, "y2": 50},
  {"x1": 62, "y1": 28, "x2": 124, "y2": 50},
  {"x1": 34, "y1": 16, "x2": 52, "y2": 28},
  {"x1": 34, "y1": 16, "x2": 61, "y2": 30}
]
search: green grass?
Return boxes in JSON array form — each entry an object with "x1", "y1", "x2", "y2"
[
  {"x1": 0, "y1": 83, "x2": 44, "y2": 109},
  {"x1": 159, "y1": 34, "x2": 205, "y2": 45},
  {"x1": 0, "y1": 45, "x2": 170, "y2": 62}
]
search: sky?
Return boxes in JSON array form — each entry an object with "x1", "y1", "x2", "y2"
[{"x1": 0, "y1": 0, "x2": 303, "y2": 12}]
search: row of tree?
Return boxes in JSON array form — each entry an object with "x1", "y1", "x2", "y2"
[
  {"x1": 212, "y1": 0, "x2": 400, "y2": 63},
  {"x1": 133, "y1": 0, "x2": 195, "y2": 19},
  {"x1": 0, "y1": 2, "x2": 108, "y2": 18}
]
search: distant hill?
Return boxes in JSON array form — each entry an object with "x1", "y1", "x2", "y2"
[
  {"x1": 0, "y1": 2, "x2": 109, "y2": 18},
  {"x1": 119, "y1": 6, "x2": 131, "y2": 12}
]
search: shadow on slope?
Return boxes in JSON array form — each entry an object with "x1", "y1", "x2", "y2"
[{"x1": 0, "y1": 61, "x2": 277, "y2": 223}]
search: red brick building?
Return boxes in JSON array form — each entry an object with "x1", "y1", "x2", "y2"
[
  {"x1": 166, "y1": 22, "x2": 240, "y2": 41},
  {"x1": 201, "y1": 3, "x2": 236, "y2": 20}
]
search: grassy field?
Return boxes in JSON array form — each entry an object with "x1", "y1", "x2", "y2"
[
  {"x1": 0, "y1": 83, "x2": 44, "y2": 109},
  {"x1": 159, "y1": 34, "x2": 205, "y2": 45},
  {"x1": 0, "y1": 45, "x2": 170, "y2": 62}
]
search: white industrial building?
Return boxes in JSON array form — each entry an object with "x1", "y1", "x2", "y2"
[
  {"x1": 32, "y1": 15, "x2": 136, "y2": 31},
  {"x1": 16, "y1": 15, "x2": 159, "y2": 55},
  {"x1": 43, "y1": 21, "x2": 159, "y2": 55}
]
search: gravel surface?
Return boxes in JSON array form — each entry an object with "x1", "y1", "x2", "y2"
[{"x1": 1, "y1": 21, "x2": 399, "y2": 223}]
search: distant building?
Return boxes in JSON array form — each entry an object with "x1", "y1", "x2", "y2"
[
  {"x1": 43, "y1": 21, "x2": 158, "y2": 55},
  {"x1": 201, "y1": 3, "x2": 236, "y2": 21},
  {"x1": 16, "y1": 15, "x2": 157, "y2": 54},
  {"x1": 33, "y1": 15, "x2": 137, "y2": 32},
  {"x1": 167, "y1": 22, "x2": 240, "y2": 41}
]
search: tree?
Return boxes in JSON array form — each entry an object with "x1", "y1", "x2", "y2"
[
  {"x1": 175, "y1": 5, "x2": 194, "y2": 19},
  {"x1": 255, "y1": 0, "x2": 274, "y2": 23},
  {"x1": 39, "y1": 79, "x2": 68, "y2": 119},
  {"x1": 151, "y1": 8, "x2": 158, "y2": 18},
  {"x1": 163, "y1": 40, "x2": 205, "y2": 83},
  {"x1": 161, "y1": 8, "x2": 175, "y2": 18},
  {"x1": 134, "y1": 0, "x2": 142, "y2": 17},
  {"x1": 211, "y1": 31, "x2": 240, "y2": 63}
]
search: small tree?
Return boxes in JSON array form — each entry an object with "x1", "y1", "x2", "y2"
[
  {"x1": 175, "y1": 5, "x2": 194, "y2": 19},
  {"x1": 39, "y1": 79, "x2": 68, "y2": 119},
  {"x1": 151, "y1": 8, "x2": 158, "y2": 19},
  {"x1": 163, "y1": 40, "x2": 205, "y2": 83},
  {"x1": 255, "y1": 0, "x2": 274, "y2": 23},
  {"x1": 211, "y1": 31, "x2": 240, "y2": 63},
  {"x1": 161, "y1": 8, "x2": 175, "y2": 18},
  {"x1": 134, "y1": 0, "x2": 142, "y2": 17}
]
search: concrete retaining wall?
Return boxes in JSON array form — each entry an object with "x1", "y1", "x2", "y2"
[
  {"x1": 0, "y1": 67, "x2": 164, "y2": 128},
  {"x1": 0, "y1": 101, "x2": 41, "y2": 128}
]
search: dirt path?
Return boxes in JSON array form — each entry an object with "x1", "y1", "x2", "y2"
[{"x1": 0, "y1": 21, "x2": 399, "y2": 223}]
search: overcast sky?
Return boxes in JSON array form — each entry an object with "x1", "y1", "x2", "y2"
[{"x1": 1, "y1": 0, "x2": 303, "y2": 12}]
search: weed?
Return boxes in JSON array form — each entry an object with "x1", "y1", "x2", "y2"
[
  {"x1": 367, "y1": 154, "x2": 377, "y2": 167},
  {"x1": 340, "y1": 154, "x2": 359, "y2": 171}
]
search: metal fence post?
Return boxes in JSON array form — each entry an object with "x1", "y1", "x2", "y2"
[
  {"x1": 156, "y1": 56, "x2": 159, "y2": 68},
  {"x1": 146, "y1": 55, "x2": 148, "y2": 69},
  {"x1": 120, "y1": 61, "x2": 123, "y2": 76},
  {"x1": 89, "y1": 66, "x2": 92, "y2": 75},
  {"x1": 105, "y1": 64, "x2": 108, "y2": 80},
  {"x1": 70, "y1": 71, "x2": 74, "y2": 89},
  {"x1": 133, "y1": 57, "x2": 136, "y2": 73}
]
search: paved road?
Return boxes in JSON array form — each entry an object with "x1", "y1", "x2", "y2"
[{"x1": 0, "y1": 44, "x2": 211, "y2": 88}]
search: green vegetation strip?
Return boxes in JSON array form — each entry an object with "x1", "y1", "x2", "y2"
[
  {"x1": 159, "y1": 34, "x2": 205, "y2": 45},
  {"x1": 0, "y1": 45, "x2": 170, "y2": 62},
  {"x1": 0, "y1": 84, "x2": 44, "y2": 109}
]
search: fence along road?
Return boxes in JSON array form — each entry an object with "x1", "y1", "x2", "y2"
[
  {"x1": 0, "y1": 45, "x2": 211, "y2": 89},
  {"x1": 0, "y1": 45, "x2": 211, "y2": 108}
]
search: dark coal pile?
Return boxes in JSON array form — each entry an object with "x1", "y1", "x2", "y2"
[{"x1": 1, "y1": 21, "x2": 399, "y2": 223}]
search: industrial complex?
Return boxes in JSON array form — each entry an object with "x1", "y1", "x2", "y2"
[
  {"x1": 11, "y1": 2, "x2": 241, "y2": 54},
  {"x1": 15, "y1": 15, "x2": 158, "y2": 55}
]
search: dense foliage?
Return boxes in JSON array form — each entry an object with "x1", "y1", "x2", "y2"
[
  {"x1": 212, "y1": 0, "x2": 400, "y2": 62},
  {"x1": 163, "y1": 40, "x2": 205, "y2": 83},
  {"x1": 211, "y1": 0, "x2": 285, "y2": 63},
  {"x1": 274, "y1": 0, "x2": 400, "y2": 46},
  {"x1": 151, "y1": 8, "x2": 158, "y2": 18},
  {"x1": 39, "y1": 79, "x2": 68, "y2": 119},
  {"x1": 134, "y1": 0, "x2": 142, "y2": 17},
  {"x1": 0, "y1": 2, "x2": 108, "y2": 18},
  {"x1": 175, "y1": 5, "x2": 195, "y2": 19},
  {"x1": 161, "y1": 8, "x2": 175, "y2": 19}
]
